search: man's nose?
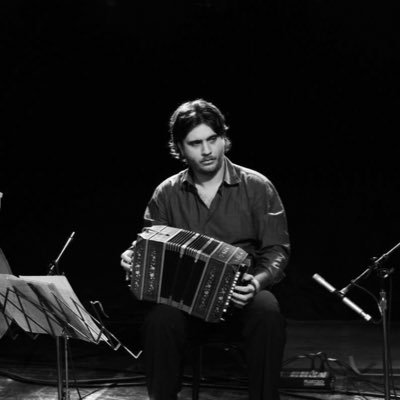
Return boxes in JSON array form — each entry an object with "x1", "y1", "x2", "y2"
[{"x1": 201, "y1": 142, "x2": 211, "y2": 155}]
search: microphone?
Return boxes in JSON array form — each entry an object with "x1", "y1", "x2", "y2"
[
  {"x1": 312, "y1": 273, "x2": 372, "y2": 322},
  {"x1": 0, "y1": 192, "x2": 3, "y2": 211}
]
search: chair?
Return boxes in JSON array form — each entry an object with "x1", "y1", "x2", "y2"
[{"x1": 190, "y1": 335, "x2": 246, "y2": 400}]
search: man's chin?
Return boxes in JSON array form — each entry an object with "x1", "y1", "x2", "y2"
[
  {"x1": 198, "y1": 164, "x2": 219, "y2": 175},
  {"x1": 192, "y1": 158, "x2": 224, "y2": 176}
]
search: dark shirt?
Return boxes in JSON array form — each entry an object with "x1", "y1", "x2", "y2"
[{"x1": 143, "y1": 157, "x2": 290, "y2": 289}]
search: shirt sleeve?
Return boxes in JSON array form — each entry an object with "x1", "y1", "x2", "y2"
[
  {"x1": 253, "y1": 181, "x2": 290, "y2": 289},
  {"x1": 143, "y1": 184, "x2": 170, "y2": 227}
]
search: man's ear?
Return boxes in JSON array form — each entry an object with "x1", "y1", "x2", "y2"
[
  {"x1": 177, "y1": 142, "x2": 184, "y2": 157},
  {"x1": 223, "y1": 136, "x2": 232, "y2": 153},
  {"x1": 223, "y1": 137, "x2": 228, "y2": 152}
]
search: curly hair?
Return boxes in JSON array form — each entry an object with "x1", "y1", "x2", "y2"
[{"x1": 168, "y1": 99, "x2": 232, "y2": 161}]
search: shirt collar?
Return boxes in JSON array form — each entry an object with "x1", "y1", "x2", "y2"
[
  {"x1": 223, "y1": 157, "x2": 241, "y2": 185},
  {"x1": 180, "y1": 156, "x2": 241, "y2": 189}
]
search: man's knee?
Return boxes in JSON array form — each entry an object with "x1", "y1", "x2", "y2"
[
  {"x1": 242, "y1": 290, "x2": 285, "y2": 333},
  {"x1": 250, "y1": 290, "x2": 281, "y2": 314}
]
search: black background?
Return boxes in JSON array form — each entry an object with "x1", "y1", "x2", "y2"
[{"x1": 1, "y1": 0, "x2": 399, "y2": 326}]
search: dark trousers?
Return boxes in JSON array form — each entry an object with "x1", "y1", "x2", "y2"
[{"x1": 142, "y1": 290, "x2": 286, "y2": 400}]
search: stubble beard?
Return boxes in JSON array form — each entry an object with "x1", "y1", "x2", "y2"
[{"x1": 195, "y1": 154, "x2": 224, "y2": 179}]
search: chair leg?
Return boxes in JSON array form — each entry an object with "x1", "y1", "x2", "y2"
[{"x1": 192, "y1": 345, "x2": 202, "y2": 400}]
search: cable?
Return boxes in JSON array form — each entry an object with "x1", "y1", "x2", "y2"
[
  {"x1": 2, "y1": 346, "x2": 399, "y2": 398},
  {"x1": 280, "y1": 390, "x2": 343, "y2": 400},
  {"x1": 0, "y1": 369, "x2": 147, "y2": 387},
  {"x1": 2, "y1": 366, "x2": 400, "y2": 399}
]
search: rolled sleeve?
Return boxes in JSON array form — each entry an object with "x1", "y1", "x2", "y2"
[{"x1": 253, "y1": 184, "x2": 290, "y2": 289}]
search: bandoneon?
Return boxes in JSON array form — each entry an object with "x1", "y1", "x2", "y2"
[{"x1": 129, "y1": 225, "x2": 249, "y2": 323}]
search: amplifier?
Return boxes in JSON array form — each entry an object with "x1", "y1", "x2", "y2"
[{"x1": 280, "y1": 370, "x2": 335, "y2": 390}]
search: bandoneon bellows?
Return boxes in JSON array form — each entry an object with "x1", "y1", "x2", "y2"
[{"x1": 130, "y1": 225, "x2": 248, "y2": 323}]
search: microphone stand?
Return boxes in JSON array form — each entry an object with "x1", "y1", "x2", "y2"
[
  {"x1": 47, "y1": 232, "x2": 75, "y2": 400},
  {"x1": 338, "y1": 240, "x2": 400, "y2": 400},
  {"x1": 48, "y1": 232, "x2": 75, "y2": 276}
]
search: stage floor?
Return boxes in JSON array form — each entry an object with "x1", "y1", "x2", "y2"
[{"x1": 0, "y1": 319, "x2": 399, "y2": 399}]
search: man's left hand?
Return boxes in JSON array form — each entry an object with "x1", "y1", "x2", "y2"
[{"x1": 231, "y1": 273, "x2": 260, "y2": 308}]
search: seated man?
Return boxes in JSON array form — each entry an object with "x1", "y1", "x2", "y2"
[{"x1": 121, "y1": 98, "x2": 290, "y2": 400}]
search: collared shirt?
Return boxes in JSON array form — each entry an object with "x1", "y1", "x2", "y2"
[{"x1": 143, "y1": 157, "x2": 290, "y2": 289}]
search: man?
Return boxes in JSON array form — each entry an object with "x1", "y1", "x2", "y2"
[{"x1": 121, "y1": 99, "x2": 290, "y2": 400}]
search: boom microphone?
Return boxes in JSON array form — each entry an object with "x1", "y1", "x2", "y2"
[{"x1": 312, "y1": 273, "x2": 372, "y2": 322}]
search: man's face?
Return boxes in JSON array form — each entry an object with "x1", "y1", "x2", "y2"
[{"x1": 178, "y1": 123, "x2": 226, "y2": 177}]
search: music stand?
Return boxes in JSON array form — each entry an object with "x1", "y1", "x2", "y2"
[
  {"x1": 0, "y1": 305, "x2": 12, "y2": 339},
  {"x1": 0, "y1": 273, "x2": 138, "y2": 400}
]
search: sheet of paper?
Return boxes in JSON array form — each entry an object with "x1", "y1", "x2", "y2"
[
  {"x1": 20, "y1": 275, "x2": 107, "y2": 343},
  {"x1": 0, "y1": 274, "x2": 63, "y2": 336},
  {"x1": 0, "y1": 312, "x2": 10, "y2": 339}
]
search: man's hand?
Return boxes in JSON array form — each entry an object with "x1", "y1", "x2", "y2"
[
  {"x1": 121, "y1": 249, "x2": 133, "y2": 273},
  {"x1": 231, "y1": 273, "x2": 260, "y2": 308},
  {"x1": 121, "y1": 240, "x2": 136, "y2": 273}
]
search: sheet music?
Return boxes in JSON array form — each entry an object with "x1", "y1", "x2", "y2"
[
  {"x1": 20, "y1": 275, "x2": 108, "y2": 343},
  {"x1": 0, "y1": 312, "x2": 10, "y2": 339},
  {"x1": 0, "y1": 274, "x2": 64, "y2": 336}
]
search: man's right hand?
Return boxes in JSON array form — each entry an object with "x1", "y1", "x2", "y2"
[{"x1": 120, "y1": 249, "x2": 133, "y2": 273}]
